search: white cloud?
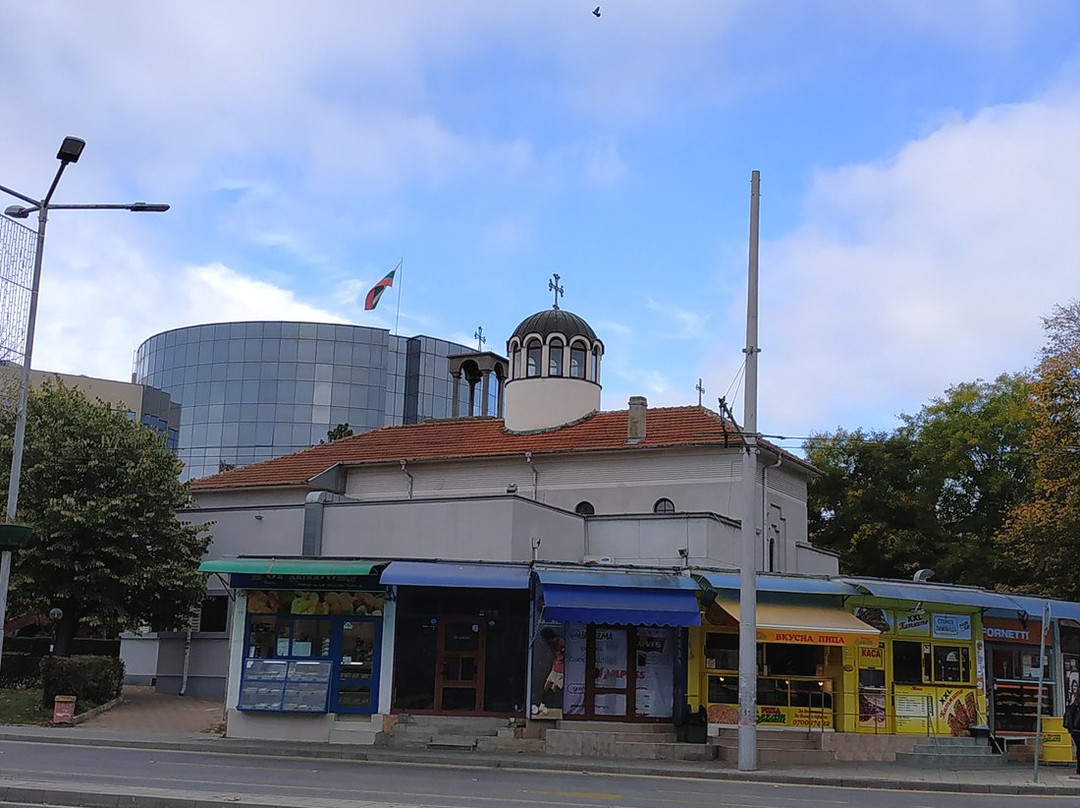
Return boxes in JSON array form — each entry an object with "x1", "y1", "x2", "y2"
[{"x1": 731, "y1": 82, "x2": 1080, "y2": 437}]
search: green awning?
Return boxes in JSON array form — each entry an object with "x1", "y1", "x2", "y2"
[{"x1": 199, "y1": 557, "x2": 385, "y2": 576}]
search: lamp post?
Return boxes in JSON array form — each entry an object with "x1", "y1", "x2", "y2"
[{"x1": 0, "y1": 136, "x2": 169, "y2": 670}]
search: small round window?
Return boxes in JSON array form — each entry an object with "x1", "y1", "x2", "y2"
[
  {"x1": 653, "y1": 498, "x2": 675, "y2": 514},
  {"x1": 575, "y1": 501, "x2": 595, "y2": 516}
]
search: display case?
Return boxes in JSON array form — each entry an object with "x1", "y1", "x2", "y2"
[
  {"x1": 239, "y1": 659, "x2": 332, "y2": 712},
  {"x1": 991, "y1": 679, "x2": 1054, "y2": 733}
]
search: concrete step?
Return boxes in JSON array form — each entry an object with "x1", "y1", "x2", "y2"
[
  {"x1": 613, "y1": 741, "x2": 717, "y2": 761},
  {"x1": 716, "y1": 745, "x2": 836, "y2": 765},
  {"x1": 555, "y1": 720, "x2": 674, "y2": 735},
  {"x1": 712, "y1": 735, "x2": 823, "y2": 751},
  {"x1": 895, "y1": 750, "x2": 1007, "y2": 769},
  {"x1": 476, "y1": 736, "x2": 546, "y2": 754},
  {"x1": 401, "y1": 715, "x2": 507, "y2": 733},
  {"x1": 912, "y1": 741, "x2": 995, "y2": 755},
  {"x1": 328, "y1": 726, "x2": 378, "y2": 745},
  {"x1": 426, "y1": 735, "x2": 478, "y2": 751}
]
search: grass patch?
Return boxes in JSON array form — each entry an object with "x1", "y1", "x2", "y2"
[{"x1": 0, "y1": 688, "x2": 52, "y2": 725}]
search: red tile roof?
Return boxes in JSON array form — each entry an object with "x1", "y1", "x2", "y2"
[{"x1": 190, "y1": 406, "x2": 808, "y2": 491}]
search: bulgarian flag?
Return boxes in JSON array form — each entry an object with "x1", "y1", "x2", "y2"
[{"x1": 363, "y1": 266, "x2": 397, "y2": 311}]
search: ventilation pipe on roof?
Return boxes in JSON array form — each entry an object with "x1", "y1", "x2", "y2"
[
  {"x1": 302, "y1": 491, "x2": 332, "y2": 556},
  {"x1": 627, "y1": 396, "x2": 647, "y2": 443},
  {"x1": 524, "y1": 452, "x2": 538, "y2": 499},
  {"x1": 400, "y1": 459, "x2": 414, "y2": 499}
]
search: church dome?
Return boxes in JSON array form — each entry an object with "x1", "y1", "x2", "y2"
[{"x1": 510, "y1": 309, "x2": 597, "y2": 343}]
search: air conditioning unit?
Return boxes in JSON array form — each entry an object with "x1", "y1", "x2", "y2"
[{"x1": 582, "y1": 555, "x2": 614, "y2": 565}]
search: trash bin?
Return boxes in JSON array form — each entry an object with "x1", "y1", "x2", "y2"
[
  {"x1": 681, "y1": 704, "x2": 708, "y2": 744},
  {"x1": 52, "y1": 695, "x2": 76, "y2": 725}
]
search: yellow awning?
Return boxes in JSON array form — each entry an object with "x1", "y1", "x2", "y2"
[{"x1": 712, "y1": 598, "x2": 879, "y2": 646}]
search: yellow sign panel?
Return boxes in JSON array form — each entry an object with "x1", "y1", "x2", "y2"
[
  {"x1": 754, "y1": 705, "x2": 833, "y2": 728},
  {"x1": 756, "y1": 628, "x2": 876, "y2": 646}
]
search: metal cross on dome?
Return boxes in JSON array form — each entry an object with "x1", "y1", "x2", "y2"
[
  {"x1": 549, "y1": 273, "x2": 564, "y2": 310},
  {"x1": 474, "y1": 326, "x2": 486, "y2": 351}
]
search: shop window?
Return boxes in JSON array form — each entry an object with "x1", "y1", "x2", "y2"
[
  {"x1": 526, "y1": 340, "x2": 542, "y2": 378},
  {"x1": 893, "y1": 640, "x2": 923, "y2": 684},
  {"x1": 653, "y1": 498, "x2": 675, "y2": 514},
  {"x1": 762, "y1": 643, "x2": 824, "y2": 678},
  {"x1": 574, "y1": 501, "x2": 595, "y2": 516},
  {"x1": 548, "y1": 338, "x2": 564, "y2": 377},
  {"x1": 930, "y1": 644, "x2": 971, "y2": 683},
  {"x1": 704, "y1": 632, "x2": 738, "y2": 671}
]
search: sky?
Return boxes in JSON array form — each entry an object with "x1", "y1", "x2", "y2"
[{"x1": 1, "y1": 1, "x2": 1078, "y2": 451}]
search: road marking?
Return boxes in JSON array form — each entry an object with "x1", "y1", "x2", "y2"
[{"x1": 526, "y1": 790, "x2": 622, "y2": 800}]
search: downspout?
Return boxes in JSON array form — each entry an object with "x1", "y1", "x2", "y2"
[
  {"x1": 762, "y1": 451, "x2": 782, "y2": 570},
  {"x1": 400, "y1": 459, "x2": 414, "y2": 499},
  {"x1": 525, "y1": 452, "x2": 538, "y2": 500}
]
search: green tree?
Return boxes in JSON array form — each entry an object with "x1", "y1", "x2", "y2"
[
  {"x1": 805, "y1": 373, "x2": 1034, "y2": 588},
  {"x1": 0, "y1": 379, "x2": 211, "y2": 655},
  {"x1": 998, "y1": 302, "x2": 1080, "y2": 599}
]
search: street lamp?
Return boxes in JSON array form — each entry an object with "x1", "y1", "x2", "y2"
[{"x1": 0, "y1": 136, "x2": 169, "y2": 669}]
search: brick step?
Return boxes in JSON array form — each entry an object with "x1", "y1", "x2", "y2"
[
  {"x1": 547, "y1": 728, "x2": 676, "y2": 745},
  {"x1": 713, "y1": 733, "x2": 824, "y2": 751}
]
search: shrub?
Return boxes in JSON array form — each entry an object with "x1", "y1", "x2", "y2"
[
  {"x1": 0, "y1": 652, "x2": 44, "y2": 688},
  {"x1": 40, "y1": 655, "x2": 124, "y2": 712}
]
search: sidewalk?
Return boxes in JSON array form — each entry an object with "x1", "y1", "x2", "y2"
[{"x1": 1, "y1": 687, "x2": 1077, "y2": 799}]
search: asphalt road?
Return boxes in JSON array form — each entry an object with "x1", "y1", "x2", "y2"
[{"x1": 0, "y1": 740, "x2": 1073, "y2": 807}]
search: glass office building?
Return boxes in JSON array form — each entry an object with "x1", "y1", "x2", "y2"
[{"x1": 133, "y1": 322, "x2": 473, "y2": 480}]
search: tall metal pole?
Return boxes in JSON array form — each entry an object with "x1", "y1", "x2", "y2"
[
  {"x1": 1032, "y1": 600, "x2": 1051, "y2": 783},
  {"x1": 738, "y1": 170, "x2": 761, "y2": 771},
  {"x1": 0, "y1": 178, "x2": 56, "y2": 667}
]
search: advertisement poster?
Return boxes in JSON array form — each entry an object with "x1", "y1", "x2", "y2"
[
  {"x1": 1064, "y1": 655, "x2": 1079, "y2": 707},
  {"x1": 246, "y1": 590, "x2": 384, "y2": 615},
  {"x1": 935, "y1": 687, "x2": 980, "y2": 735},
  {"x1": 853, "y1": 606, "x2": 892, "y2": 633},
  {"x1": 857, "y1": 690, "x2": 886, "y2": 730},
  {"x1": 932, "y1": 613, "x2": 972, "y2": 640},
  {"x1": 895, "y1": 685, "x2": 934, "y2": 733},
  {"x1": 563, "y1": 623, "x2": 587, "y2": 716},
  {"x1": 894, "y1": 609, "x2": 931, "y2": 637},
  {"x1": 530, "y1": 625, "x2": 565, "y2": 719},
  {"x1": 635, "y1": 627, "x2": 674, "y2": 718}
]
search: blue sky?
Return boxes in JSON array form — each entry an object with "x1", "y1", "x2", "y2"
[{"x1": 1, "y1": 1, "x2": 1078, "y2": 451}]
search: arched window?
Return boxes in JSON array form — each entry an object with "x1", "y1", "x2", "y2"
[
  {"x1": 526, "y1": 339, "x2": 542, "y2": 378},
  {"x1": 510, "y1": 345, "x2": 521, "y2": 380},
  {"x1": 574, "y1": 501, "x2": 595, "y2": 516},
  {"x1": 548, "y1": 338, "x2": 564, "y2": 377},
  {"x1": 653, "y1": 498, "x2": 675, "y2": 514},
  {"x1": 591, "y1": 346, "x2": 601, "y2": 382},
  {"x1": 569, "y1": 342, "x2": 587, "y2": 379}
]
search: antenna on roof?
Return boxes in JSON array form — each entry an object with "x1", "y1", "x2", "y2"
[{"x1": 717, "y1": 396, "x2": 739, "y2": 427}]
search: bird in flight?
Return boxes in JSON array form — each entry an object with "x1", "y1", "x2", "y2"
[{"x1": 593, "y1": 6, "x2": 601, "y2": 17}]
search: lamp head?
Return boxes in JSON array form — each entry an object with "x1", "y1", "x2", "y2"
[
  {"x1": 129, "y1": 202, "x2": 170, "y2": 213},
  {"x1": 57, "y1": 137, "x2": 85, "y2": 164},
  {"x1": 4, "y1": 205, "x2": 31, "y2": 219}
]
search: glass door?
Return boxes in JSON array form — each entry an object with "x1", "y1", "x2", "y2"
[
  {"x1": 436, "y1": 619, "x2": 485, "y2": 712},
  {"x1": 589, "y1": 626, "x2": 629, "y2": 718},
  {"x1": 330, "y1": 618, "x2": 380, "y2": 713}
]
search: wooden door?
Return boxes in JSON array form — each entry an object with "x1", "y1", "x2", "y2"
[{"x1": 435, "y1": 619, "x2": 486, "y2": 712}]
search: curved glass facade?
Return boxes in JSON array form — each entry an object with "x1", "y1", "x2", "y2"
[{"x1": 133, "y1": 322, "x2": 471, "y2": 481}]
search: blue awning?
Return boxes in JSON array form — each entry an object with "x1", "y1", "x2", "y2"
[
  {"x1": 840, "y1": 578, "x2": 1021, "y2": 610},
  {"x1": 379, "y1": 561, "x2": 530, "y2": 590},
  {"x1": 539, "y1": 584, "x2": 700, "y2": 627},
  {"x1": 534, "y1": 568, "x2": 700, "y2": 626},
  {"x1": 697, "y1": 572, "x2": 859, "y2": 597}
]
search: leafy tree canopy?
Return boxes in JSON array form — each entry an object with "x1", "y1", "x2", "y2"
[
  {"x1": 806, "y1": 373, "x2": 1034, "y2": 588},
  {"x1": 322, "y1": 423, "x2": 354, "y2": 443},
  {"x1": 998, "y1": 301, "x2": 1080, "y2": 599},
  {"x1": 0, "y1": 379, "x2": 211, "y2": 655}
]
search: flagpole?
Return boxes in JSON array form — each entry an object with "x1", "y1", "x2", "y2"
[{"x1": 393, "y1": 257, "x2": 403, "y2": 336}]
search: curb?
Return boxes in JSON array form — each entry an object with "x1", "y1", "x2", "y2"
[{"x1": 0, "y1": 731, "x2": 1077, "y2": 796}]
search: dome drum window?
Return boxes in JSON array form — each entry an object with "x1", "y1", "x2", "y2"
[
  {"x1": 525, "y1": 339, "x2": 542, "y2": 378},
  {"x1": 549, "y1": 338, "x2": 564, "y2": 377},
  {"x1": 569, "y1": 342, "x2": 587, "y2": 379},
  {"x1": 653, "y1": 498, "x2": 675, "y2": 514}
]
